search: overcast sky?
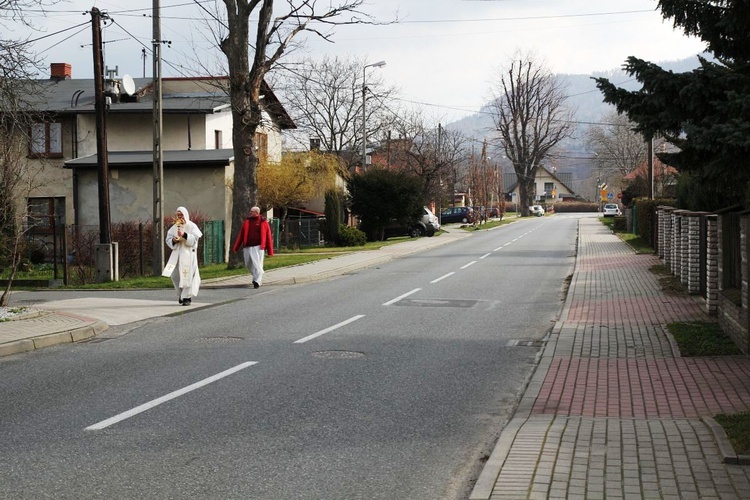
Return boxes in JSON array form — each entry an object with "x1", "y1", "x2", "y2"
[{"x1": 21, "y1": 0, "x2": 705, "y2": 121}]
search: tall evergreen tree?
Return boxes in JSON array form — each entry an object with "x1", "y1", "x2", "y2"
[{"x1": 594, "y1": 0, "x2": 750, "y2": 207}]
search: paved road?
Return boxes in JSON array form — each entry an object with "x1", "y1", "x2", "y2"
[{"x1": 0, "y1": 216, "x2": 578, "y2": 499}]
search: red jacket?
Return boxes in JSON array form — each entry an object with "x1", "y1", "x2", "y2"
[{"x1": 232, "y1": 215, "x2": 274, "y2": 256}]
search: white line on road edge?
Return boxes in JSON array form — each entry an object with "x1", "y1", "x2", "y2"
[
  {"x1": 461, "y1": 261, "x2": 477, "y2": 269},
  {"x1": 85, "y1": 362, "x2": 258, "y2": 431},
  {"x1": 294, "y1": 315, "x2": 366, "y2": 344},
  {"x1": 480, "y1": 253, "x2": 492, "y2": 260},
  {"x1": 383, "y1": 288, "x2": 421, "y2": 306},
  {"x1": 431, "y1": 272, "x2": 455, "y2": 284}
]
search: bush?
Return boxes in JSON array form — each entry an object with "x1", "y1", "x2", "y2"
[
  {"x1": 613, "y1": 216, "x2": 627, "y2": 231},
  {"x1": 337, "y1": 225, "x2": 366, "y2": 246},
  {"x1": 551, "y1": 201, "x2": 599, "y2": 213}
]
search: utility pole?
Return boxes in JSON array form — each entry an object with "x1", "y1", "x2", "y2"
[
  {"x1": 152, "y1": 0, "x2": 164, "y2": 275},
  {"x1": 90, "y1": 7, "x2": 118, "y2": 283},
  {"x1": 91, "y1": 7, "x2": 111, "y2": 245}
]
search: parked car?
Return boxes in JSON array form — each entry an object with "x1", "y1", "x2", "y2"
[
  {"x1": 529, "y1": 205, "x2": 545, "y2": 216},
  {"x1": 603, "y1": 203, "x2": 622, "y2": 217},
  {"x1": 382, "y1": 209, "x2": 436, "y2": 239},
  {"x1": 440, "y1": 206, "x2": 475, "y2": 224},
  {"x1": 488, "y1": 206, "x2": 501, "y2": 218},
  {"x1": 386, "y1": 221, "x2": 431, "y2": 238},
  {"x1": 422, "y1": 207, "x2": 440, "y2": 232}
]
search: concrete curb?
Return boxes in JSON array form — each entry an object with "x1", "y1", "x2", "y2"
[
  {"x1": 0, "y1": 320, "x2": 108, "y2": 358},
  {"x1": 468, "y1": 417, "x2": 526, "y2": 500},
  {"x1": 703, "y1": 416, "x2": 750, "y2": 465},
  {"x1": 467, "y1": 222, "x2": 578, "y2": 500}
]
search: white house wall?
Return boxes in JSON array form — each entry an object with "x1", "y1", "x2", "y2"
[
  {"x1": 205, "y1": 112, "x2": 234, "y2": 149},
  {"x1": 75, "y1": 113, "x2": 230, "y2": 155}
]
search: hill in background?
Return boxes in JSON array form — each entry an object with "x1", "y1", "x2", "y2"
[{"x1": 446, "y1": 56, "x2": 703, "y2": 199}]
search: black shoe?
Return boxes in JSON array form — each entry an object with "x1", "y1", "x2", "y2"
[
  {"x1": 182, "y1": 298, "x2": 191, "y2": 306},
  {"x1": 178, "y1": 298, "x2": 183, "y2": 305},
  {"x1": 252, "y1": 281, "x2": 260, "y2": 289}
]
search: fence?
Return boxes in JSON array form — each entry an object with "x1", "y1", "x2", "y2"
[
  {"x1": 16, "y1": 217, "x2": 322, "y2": 285},
  {"x1": 276, "y1": 218, "x2": 324, "y2": 249}
]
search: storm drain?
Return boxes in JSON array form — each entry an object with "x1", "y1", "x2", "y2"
[
  {"x1": 312, "y1": 350, "x2": 365, "y2": 359},
  {"x1": 506, "y1": 339, "x2": 545, "y2": 348},
  {"x1": 395, "y1": 298, "x2": 478, "y2": 308},
  {"x1": 195, "y1": 336, "x2": 246, "y2": 344}
]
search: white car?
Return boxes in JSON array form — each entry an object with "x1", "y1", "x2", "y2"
[
  {"x1": 603, "y1": 203, "x2": 622, "y2": 217},
  {"x1": 529, "y1": 205, "x2": 545, "y2": 216},
  {"x1": 422, "y1": 207, "x2": 440, "y2": 233}
]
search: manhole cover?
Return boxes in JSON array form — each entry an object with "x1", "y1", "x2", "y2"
[
  {"x1": 311, "y1": 350, "x2": 365, "y2": 359},
  {"x1": 196, "y1": 336, "x2": 245, "y2": 344}
]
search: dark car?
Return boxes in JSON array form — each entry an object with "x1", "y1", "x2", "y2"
[
  {"x1": 440, "y1": 206, "x2": 474, "y2": 224},
  {"x1": 383, "y1": 218, "x2": 433, "y2": 239}
]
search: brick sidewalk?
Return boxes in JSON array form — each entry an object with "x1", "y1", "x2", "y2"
[{"x1": 472, "y1": 218, "x2": 750, "y2": 500}]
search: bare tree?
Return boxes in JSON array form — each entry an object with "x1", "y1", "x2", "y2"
[
  {"x1": 1, "y1": 0, "x2": 56, "y2": 305},
  {"x1": 216, "y1": 0, "x2": 383, "y2": 267},
  {"x1": 586, "y1": 110, "x2": 655, "y2": 191},
  {"x1": 488, "y1": 52, "x2": 572, "y2": 216},
  {"x1": 384, "y1": 110, "x2": 468, "y2": 205},
  {"x1": 278, "y1": 55, "x2": 397, "y2": 158}
]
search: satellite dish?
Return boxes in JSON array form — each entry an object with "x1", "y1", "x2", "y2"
[{"x1": 121, "y1": 74, "x2": 136, "y2": 96}]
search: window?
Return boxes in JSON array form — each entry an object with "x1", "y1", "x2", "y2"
[
  {"x1": 254, "y1": 132, "x2": 268, "y2": 164},
  {"x1": 215, "y1": 130, "x2": 223, "y2": 149},
  {"x1": 544, "y1": 182, "x2": 554, "y2": 197},
  {"x1": 30, "y1": 122, "x2": 63, "y2": 158},
  {"x1": 27, "y1": 197, "x2": 65, "y2": 234}
]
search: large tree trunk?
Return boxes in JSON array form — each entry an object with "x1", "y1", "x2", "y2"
[
  {"x1": 519, "y1": 174, "x2": 535, "y2": 216},
  {"x1": 222, "y1": 0, "x2": 267, "y2": 268}
]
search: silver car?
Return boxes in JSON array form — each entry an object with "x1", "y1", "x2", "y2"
[
  {"x1": 603, "y1": 203, "x2": 621, "y2": 217},
  {"x1": 422, "y1": 207, "x2": 440, "y2": 233}
]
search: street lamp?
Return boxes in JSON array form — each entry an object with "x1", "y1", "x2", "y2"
[{"x1": 362, "y1": 60, "x2": 386, "y2": 169}]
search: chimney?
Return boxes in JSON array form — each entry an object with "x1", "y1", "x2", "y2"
[{"x1": 50, "y1": 63, "x2": 72, "y2": 81}]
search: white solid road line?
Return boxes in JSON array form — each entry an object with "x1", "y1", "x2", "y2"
[
  {"x1": 382, "y1": 288, "x2": 421, "y2": 306},
  {"x1": 430, "y1": 272, "x2": 455, "y2": 284},
  {"x1": 294, "y1": 315, "x2": 366, "y2": 344},
  {"x1": 85, "y1": 362, "x2": 258, "y2": 431}
]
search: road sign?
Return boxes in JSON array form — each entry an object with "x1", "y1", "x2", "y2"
[
  {"x1": 617, "y1": 192, "x2": 622, "y2": 199},
  {"x1": 607, "y1": 192, "x2": 614, "y2": 200}
]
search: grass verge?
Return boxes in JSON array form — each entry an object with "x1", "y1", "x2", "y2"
[
  {"x1": 650, "y1": 264, "x2": 688, "y2": 296},
  {"x1": 4, "y1": 234, "x2": 429, "y2": 290},
  {"x1": 714, "y1": 412, "x2": 750, "y2": 455},
  {"x1": 599, "y1": 217, "x2": 653, "y2": 253},
  {"x1": 464, "y1": 218, "x2": 518, "y2": 231},
  {"x1": 667, "y1": 321, "x2": 743, "y2": 356},
  {"x1": 61, "y1": 253, "x2": 340, "y2": 289}
]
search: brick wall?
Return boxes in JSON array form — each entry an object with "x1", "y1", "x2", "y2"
[
  {"x1": 706, "y1": 215, "x2": 718, "y2": 316},
  {"x1": 716, "y1": 212, "x2": 749, "y2": 354}
]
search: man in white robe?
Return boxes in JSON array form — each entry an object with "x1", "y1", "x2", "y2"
[{"x1": 162, "y1": 206, "x2": 202, "y2": 305}]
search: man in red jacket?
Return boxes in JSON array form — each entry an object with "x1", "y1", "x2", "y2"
[{"x1": 232, "y1": 206, "x2": 274, "y2": 288}]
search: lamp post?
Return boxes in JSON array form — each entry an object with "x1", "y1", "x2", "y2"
[{"x1": 362, "y1": 60, "x2": 386, "y2": 169}]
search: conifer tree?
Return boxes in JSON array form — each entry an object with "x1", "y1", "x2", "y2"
[{"x1": 594, "y1": 0, "x2": 750, "y2": 207}]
